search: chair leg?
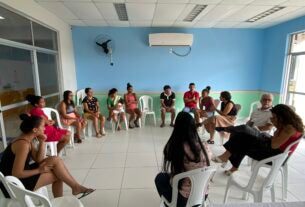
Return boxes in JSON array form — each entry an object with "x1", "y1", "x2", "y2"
[
  {"x1": 124, "y1": 117, "x2": 128, "y2": 131},
  {"x1": 242, "y1": 192, "x2": 249, "y2": 200},
  {"x1": 282, "y1": 165, "x2": 288, "y2": 201},
  {"x1": 153, "y1": 114, "x2": 156, "y2": 126},
  {"x1": 271, "y1": 185, "x2": 276, "y2": 202},
  {"x1": 223, "y1": 185, "x2": 231, "y2": 203},
  {"x1": 143, "y1": 114, "x2": 146, "y2": 126}
]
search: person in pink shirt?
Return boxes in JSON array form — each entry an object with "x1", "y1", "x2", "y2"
[
  {"x1": 124, "y1": 83, "x2": 141, "y2": 128},
  {"x1": 183, "y1": 83, "x2": 200, "y2": 124}
]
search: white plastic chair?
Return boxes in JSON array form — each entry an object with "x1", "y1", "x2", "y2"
[
  {"x1": 109, "y1": 108, "x2": 129, "y2": 133},
  {"x1": 160, "y1": 166, "x2": 216, "y2": 207},
  {"x1": 250, "y1": 137, "x2": 303, "y2": 201},
  {"x1": 76, "y1": 89, "x2": 95, "y2": 138},
  {"x1": 5, "y1": 176, "x2": 84, "y2": 207},
  {"x1": 139, "y1": 95, "x2": 156, "y2": 126},
  {"x1": 42, "y1": 108, "x2": 72, "y2": 156},
  {"x1": 0, "y1": 172, "x2": 16, "y2": 206},
  {"x1": 223, "y1": 152, "x2": 289, "y2": 203}
]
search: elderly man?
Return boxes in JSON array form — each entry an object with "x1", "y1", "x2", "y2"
[{"x1": 247, "y1": 93, "x2": 274, "y2": 132}]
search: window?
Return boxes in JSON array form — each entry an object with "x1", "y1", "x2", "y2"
[
  {"x1": 0, "y1": 6, "x2": 32, "y2": 45},
  {"x1": 37, "y1": 52, "x2": 59, "y2": 95},
  {"x1": 0, "y1": 45, "x2": 35, "y2": 106},
  {"x1": 0, "y1": 5, "x2": 60, "y2": 150},
  {"x1": 283, "y1": 31, "x2": 305, "y2": 121},
  {"x1": 32, "y1": 22, "x2": 58, "y2": 50}
]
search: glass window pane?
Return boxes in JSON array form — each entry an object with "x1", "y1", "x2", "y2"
[
  {"x1": 2, "y1": 104, "x2": 30, "y2": 141},
  {"x1": 0, "y1": 45, "x2": 35, "y2": 106},
  {"x1": 0, "y1": 6, "x2": 32, "y2": 45},
  {"x1": 287, "y1": 93, "x2": 305, "y2": 122},
  {"x1": 291, "y1": 32, "x2": 305, "y2": 53},
  {"x1": 32, "y1": 22, "x2": 58, "y2": 50},
  {"x1": 287, "y1": 55, "x2": 305, "y2": 93},
  {"x1": 37, "y1": 52, "x2": 59, "y2": 95},
  {"x1": 44, "y1": 95, "x2": 59, "y2": 108}
]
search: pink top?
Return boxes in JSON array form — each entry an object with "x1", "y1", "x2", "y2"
[
  {"x1": 30, "y1": 107, "x2": 67, "y2": 142},
  {"x1": 201, "y1": 96, "x2": 214, "y2": 112},
  {"x1": 179, "y1": 142, "x2": 212, "y2": 198},
  {"x1": 125, "y1": 93, "x2": 137, "y2": 110},
  {"x1": 279, "y1": 131, "x2": 302, "y2": 154}
]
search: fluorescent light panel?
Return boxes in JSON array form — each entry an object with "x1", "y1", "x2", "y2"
[
  {"x1": 246, "y1": 6, "x2": 285, "y2": 23},
  {"x1": 114, "y1": 3, "x2": 128, "y2": 21},
  {"x1": 183, "y1": 5, "x2": 207, "y2": 22}
]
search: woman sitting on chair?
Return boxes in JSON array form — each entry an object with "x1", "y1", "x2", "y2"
[
  {"x1": 155, "y1": 112, "x2": 211, "y2": 207},
  {"x1": 124, "y1": 83, "x2": 141, "y2": 128},
  {"x1": 59, "y1": 90, "x2": 86, "y2": 143},
  {"x1": 0, "y1": 114, "x2": 94, "y2": 199},
  {"x1": 213, "y1": 104, "x2": 303, "y2": 176},
  {"x1": 26, "y1": 95, "x2": 70, "y2": 154},
  {"x1": 203, "y1": 91, "x2": 237, "y2": 144},
  {"x1": 82, "y1": 88, "x2": 106, "y2": 138},
  {"x1": 199, "y1": 86, "x2": 215, "y2": 118},
  {"x1": 107, "y1": 88, "x2": 126, "y2": 131}
]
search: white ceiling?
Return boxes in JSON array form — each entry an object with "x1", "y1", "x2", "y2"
[{"x1": 35, "y1": 0, "x2": 305, "y2": 28}]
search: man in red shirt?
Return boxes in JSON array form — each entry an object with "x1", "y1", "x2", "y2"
[{"x1": 183, "y1": 83, "x2": 200, "y2": 124}]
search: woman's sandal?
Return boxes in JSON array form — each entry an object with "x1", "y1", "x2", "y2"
[
  {"x1": 207, "y1": 140, "x2": 214, "y2": 144},
  {"x1": 96, "y1": 133, "x2": 102, "y2": 138},
  {"x1": 77, "y1": 189, "x2": 96, "y2": 199}
]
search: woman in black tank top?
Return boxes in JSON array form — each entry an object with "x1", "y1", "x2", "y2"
[{"x1": 0, "y1": 114, "x2": 94, "y2": 199}]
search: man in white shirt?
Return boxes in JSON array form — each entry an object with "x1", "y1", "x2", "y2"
[{"x1": 247, "y1": 93, "x2": 273, "y2": 132}]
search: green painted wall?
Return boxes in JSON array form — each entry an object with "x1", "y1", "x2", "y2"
[{"x1": 82, "y1": 91, "x2": 279, "y2": 121}]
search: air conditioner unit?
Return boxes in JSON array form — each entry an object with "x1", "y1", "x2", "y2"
[{"x1": 149, "y1": 33, "x2": 193, "y2": 46}]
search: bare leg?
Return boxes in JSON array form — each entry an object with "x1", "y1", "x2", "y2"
[
  {"x1": 170, "y1": 108, "x2": 176, "y2": 125},
  {"x1": 194, "y1": 109, "x2": 201, "y2": 124},
  {"x1": 57, "y1": 132, "x2": 70, "y2": 153},
  {"x1": 161, "y1": 108, "x2": 166, "y2": 126},
  {"x1": 34, "y1": 157, "x2": 93, "y2": 197},
  {"x1": 135, "y1": 108, "x2": 142, "y2": 122},
  {"x1": 218, "y1": 150, "x2": 231, "y2": 162},
  {"x1": 92, "y1": 116, "x2": 99, "y2": 135}
]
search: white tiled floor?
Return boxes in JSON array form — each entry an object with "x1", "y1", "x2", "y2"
[{"x1": 56, "y1": 125, "x2": 305, "y2": 207}]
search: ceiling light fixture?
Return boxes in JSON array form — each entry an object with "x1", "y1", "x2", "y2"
[
  {"x1": 0, "y1": 15, "x2": 5, "y2": 20},
  {"x1": 114, "y1": 3, "x2": 128, "y2": 21},
  {"x1": 246, "y1": 6, "x2": 285, "y2": 23},
  {"x1": 184, "y1": 5, "x2": 207, "y2": 22}
]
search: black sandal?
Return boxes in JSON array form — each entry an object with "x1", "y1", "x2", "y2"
[
  {"x1": 207, "y1": 140, "x2": 214, "y2": 144},
  {"x1": 77, "y1": 189, "x2": 95, "y2": 199}
]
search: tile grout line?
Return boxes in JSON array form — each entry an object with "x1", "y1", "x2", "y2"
[{"x1": 116, "y1": 130, "x2": 132, "y2": 207}]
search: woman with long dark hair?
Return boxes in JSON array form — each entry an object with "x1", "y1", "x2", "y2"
[
  {"x1": 155, "y1": 112, "x2": 211, "y2": 207},
  {"x1": 213, "y1": 104, "x2": 304, "y2": 175},
  {"x1": 203, "y1": 91, "x2": 237, "y2": 144},
  {"x1": 26, "y1": 95, "x2": 70, "y2": 153},
  {"x1": 58, "y1": 90, "x2": 86, "y2": 143},
  {"x1": 0, "y1": 114, "x2": 94, "y2": 198}
]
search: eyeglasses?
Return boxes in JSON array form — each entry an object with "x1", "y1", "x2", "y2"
[{"x1": 262, "y1": 99, "x2": 272, "y2": 101}]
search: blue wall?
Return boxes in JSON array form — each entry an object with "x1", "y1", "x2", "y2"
[
  {"x1": 72, "y1": 27, "x2": 264, "y2": 92},
  {"x1": 261, "y1": 15, "x2": 305, "y2": 93}
]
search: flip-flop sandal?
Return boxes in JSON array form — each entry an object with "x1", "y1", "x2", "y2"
[
  {"x1": 207, "y1": 140, "x2": 214, "y2": 144},
  {"x1": 224, "y1": 170, "x2": 235, "y2": 176},
  {"x1": 78, "y1": 189, "x2": 96, "y2": 199}
]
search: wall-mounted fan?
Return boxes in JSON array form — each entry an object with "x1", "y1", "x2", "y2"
[{"x1": 95, "y1": 34, "x2": 115, "y2": 66}]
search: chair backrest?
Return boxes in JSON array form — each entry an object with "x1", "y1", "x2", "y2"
[
  {"x1": 214, "y1": 99, "x2": 220, "y2": 109},
  {"x1": 248, "y1": 152, "x2": 289, "y2": 191},
  {"x1": 170, "y1": 166, "x2": 217, "y2": 207},
  {"x1": 42, "y1": 107, "x2": 63, "y2": 129},
  {"x1": 139, "y1": 95, "x2": 153, "y2": 112},
  {"x1": 0, "y1": 172, "x2": 14, "y2": 199},
  {"x1": 248, "y1": 101, "x2": 261, "y2": 120},
  {"x1": 235, "y1": 104, "x2": 242, "y2": 115},
  {"x1": 5, "y1": 176, "x2": 51, "y2": 207},
  {"x1": 76, "y1": 89, "x2": 86, "y2": 106}
]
